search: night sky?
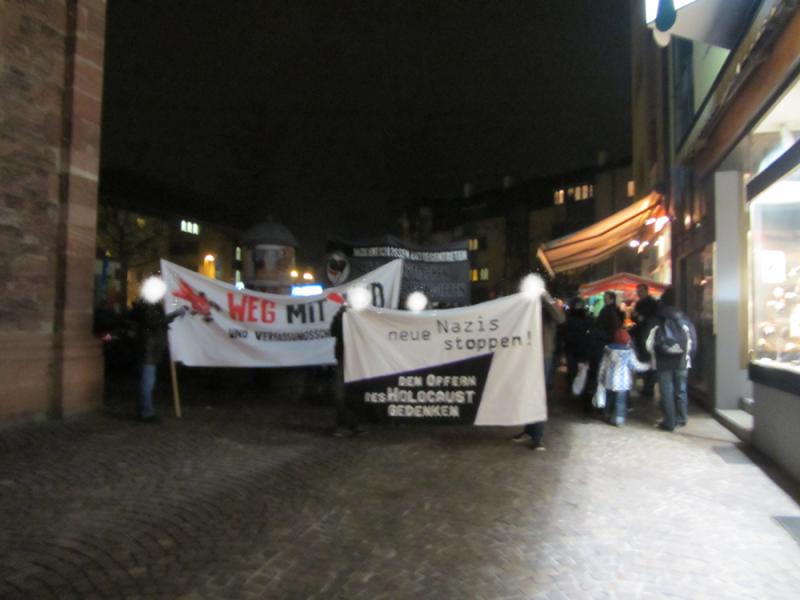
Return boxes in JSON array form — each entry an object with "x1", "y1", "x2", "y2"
[{"x1": 100, "y1": 1, "x2": 632, "y2": 261}]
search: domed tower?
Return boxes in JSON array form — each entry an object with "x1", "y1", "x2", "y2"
[{"x1": 240, "y1": 221, "x2": 298, "y2": 294}]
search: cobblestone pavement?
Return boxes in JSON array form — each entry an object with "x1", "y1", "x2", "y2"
[{"x1": 1, "y1": 370, "x2": 800, "y2": 600}]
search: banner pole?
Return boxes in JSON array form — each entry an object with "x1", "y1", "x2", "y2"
[{"x1": 170, "y1": 360, "x2": 182, "y2": 418}]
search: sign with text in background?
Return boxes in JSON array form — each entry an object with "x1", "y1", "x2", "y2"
[{"x1": 329, "y1": 236, "x2": 470, "y2": 306}]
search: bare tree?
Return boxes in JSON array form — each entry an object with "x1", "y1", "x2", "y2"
[{"x1": 96, "y1": 206, "x2": 169, "y2": 307}]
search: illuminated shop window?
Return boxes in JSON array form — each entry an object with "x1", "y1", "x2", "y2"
[
  {"x1": 748, "y1": 150, "x2": 800, "y2": 373},
  {"x1": 470, "y1": 269, "x2": 479, "y2": 282}
]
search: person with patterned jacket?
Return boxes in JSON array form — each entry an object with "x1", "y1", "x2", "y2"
[{"x1": 597, "y1": 328, "x2": 650, "y2": 426}]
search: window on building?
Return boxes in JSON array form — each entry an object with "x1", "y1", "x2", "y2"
[
  {"x1": 180, "y1": 220, "x2": 200, "y2": 235},
  {"x1": 235, "y1": 246, "x2": 242, "y2": 261},
  {"x1": 554, "y1": 189, "x2": 565, "y2": 205},
  {"x1": 573, "y1": 184, "x2": 590, "y2": 202},
  {"x1": 627, "y1": 180, "x2": 635, "y2": 197},
  {"x1": 468, "y1": 238, "x2": 480, "y2": 251},
  {"x1": 470, "y1": 269, "x2": 479, "y2": 282},
  {"x1": 479, "y1": 268, "x2": 490, "y2": 281}
]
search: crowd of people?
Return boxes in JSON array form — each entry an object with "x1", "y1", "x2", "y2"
[
  {"x1": 123, "y1": 274, "x2": 696, "y2": 446},
  {"x1": 513, "y1": 282, "x2": 697, "y2": 450}
]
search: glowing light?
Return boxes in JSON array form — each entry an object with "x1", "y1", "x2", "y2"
[
  {"x1": 519, "y1": 274, "x2": 545, "y2": 300},
  {"x1": 234, "y1": 281, "x2": 246, "y2": 290},
  {"x1": 406, "y1": 291, "x2": 428, "y2": 312},
  {"x1": 204, "y1": 254, "x2": 215, "y2": 262},
  {"x1": 290, "y1": 270, "x2": 299, "y2": 278},
  {"x1": 302, "y1": 272, "x2": 314, "y2": 281},
  {"x1": 291, "y1": 284, "x2": 323, "y2": 297},
  {"x1": 654, "y1": 216, "x2": 669, "y2": 233},
  {"x1": 645, "y1": 217, "x2": 657, "y2": 225},
  {"x1": 140, "y1": 276, "x2": 167, "y2": 304},
  {"x1": 629, "y1": 240, "x2": 641, "y2": 248},
  {"x1": 348, "y1": 285, "x2": 372, "y2": 311}
]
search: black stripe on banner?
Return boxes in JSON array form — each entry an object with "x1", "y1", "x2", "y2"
[{"x1": 347, "y1": 354, "x2": 493, "y2": 424}]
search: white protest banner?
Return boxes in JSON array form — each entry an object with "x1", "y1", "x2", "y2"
[
  {"x1": 161, "y1": 258, "x2": 403, "y2": 367},
  {"x1": 343, "y1": 293, "x2": 545, "y2": 425}
]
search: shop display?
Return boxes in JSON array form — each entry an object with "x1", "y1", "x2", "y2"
[{"x1": 749, "y1": 162, "x2": 800, "y2": 373}]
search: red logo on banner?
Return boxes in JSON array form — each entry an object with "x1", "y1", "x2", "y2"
[
  {"x1": 326, "y1": 292, "x2": 346, "y2": 304},
  {"x1": 172, "y1": 279, "x2": 221, "y2": 322}
]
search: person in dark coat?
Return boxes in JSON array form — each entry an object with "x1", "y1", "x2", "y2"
[
  {"x1": 329, "y1": 305, "x2": 364, "y2": 437},
  {"x1": 586, "y1": 291, "x2": 622, "y2": 412},
  {"x1": 562, "y1": 296, "x2": 595, "y2": 395},
  {"x1": 130, "y1": 298, "x2": 186, "y2": 421},
  {"x1": 631, "y1": 283, "x2": 658, "y2": 397},
  {"x1": 596, "y1": 291, "x2": 623, "y2": 346},
  {"x1": 645, "y1": 286, "x2": 697, "y2": 431}
]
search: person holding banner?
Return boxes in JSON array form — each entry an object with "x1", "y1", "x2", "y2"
[
  {"x1": 512, "y1": 291, "x2": 565, "y2": 450},
  {"x1": 130, "y1": 276, "x2": 187, "y2": 422},
  {"x1": 329, "y1": 305, "x2": 365, "y2": 437}
]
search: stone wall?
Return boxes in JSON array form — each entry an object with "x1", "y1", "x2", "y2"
[{"x1": 0, "y1": 0, "x2": 106, "y2": 423}]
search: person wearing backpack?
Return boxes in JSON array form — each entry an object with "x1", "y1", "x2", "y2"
[{"x1": 645, "y1": 286, "x2": 697, "y2": 431}]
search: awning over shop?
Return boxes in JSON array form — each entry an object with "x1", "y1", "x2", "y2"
[
  {"x1": 536, "y1": 192, "x2": 663, "y2": 276},
  {"x1": 578, "y1": 272, "x2": 668, "y2": 301}
]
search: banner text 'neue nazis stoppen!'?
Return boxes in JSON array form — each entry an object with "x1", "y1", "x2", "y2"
[{"x1": 386, "y1": 317, "x2": 532, "y2": 352}]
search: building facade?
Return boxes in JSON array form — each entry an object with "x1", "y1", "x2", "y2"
[
  {"x1": 633, "y1": 0, "x2": 800, "y2": 479},
  {"x1": 403, "y1": 162, "x2": 635, "y2": 302},
  {"x1": 1, "y1": 1, "x2": 107, "y2": 423}
]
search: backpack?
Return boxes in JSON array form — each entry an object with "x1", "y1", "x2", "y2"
[{"x1": 654, "y1": 314, "x2": 689, "y2": 355}]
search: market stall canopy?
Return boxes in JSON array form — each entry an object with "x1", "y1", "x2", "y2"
[
  {"x1": 536, "y1": 191, "x2": 663, "y2": 275},
  {"x1": 578, "y1": 272, "x2": 668, "y2": 301}
]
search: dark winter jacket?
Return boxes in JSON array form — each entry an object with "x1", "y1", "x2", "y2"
[
  {"x1": 563, "y1": 308, "x2": 595, "y2": 362},
  {"x1": 631, "y1": 295, "x2": 658, "y2": 360},
  {"x1": 131, "y1": 301, "x2": 183, "y2": 365},
  {"x1": 595, "y1": 304, "x2": 622, "y2": 348}
]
